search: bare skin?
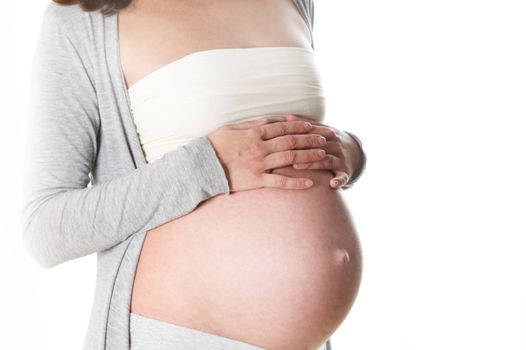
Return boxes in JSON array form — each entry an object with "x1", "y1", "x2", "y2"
[
  {"x1": 120, "y1": 1, "x2": 363, "y2": 349},
  {"x1": 119, "y1": 0, "x2": 312, "y2": 89}
]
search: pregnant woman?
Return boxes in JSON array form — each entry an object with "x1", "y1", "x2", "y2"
[{"x1": 21, "y1": 1, "x2": 367, "y2": 350}]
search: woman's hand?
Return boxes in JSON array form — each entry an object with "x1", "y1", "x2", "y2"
[
  {"x1": 206, "y1": 116, "x2": 329, "y2": 192},
  {"x1": 284, "y1": 114, "x2": 363, "y2": 190}
]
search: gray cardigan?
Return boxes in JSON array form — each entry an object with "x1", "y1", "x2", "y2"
[{"x1": 20, "y1": 1, "x2": 365, "y2": 349}]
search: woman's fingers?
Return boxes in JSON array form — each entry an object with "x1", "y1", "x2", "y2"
[
  {"x1": 261, "y1": 148, "x2": 327, "y2": 171},
  {"x1": 259, "y1": 173, "x2": 314, "y2": 189},
  {"x1": 258, "y1": 120, "x2": 314, "y2": 140},
  {"x1": 309, "y1": 125, "x2": 338, "y2": 138},
  {"x1": 263, "y1": 133, "x2": 327, "y2": 153},
  {"x1": 284, "y1": 114, "x2": 338, "y2": 138},
  {"x1": 207, "y1": 114, "x2": 338, "y2": 193},
  {"x1": 329, "y1": 170, "x2": 351, "y2": 188},
  {"x1": 293, "y1": 154, "x2": 339, "y2": 170}
]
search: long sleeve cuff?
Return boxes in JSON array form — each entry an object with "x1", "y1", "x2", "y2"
[{"x1": 341, "y1": 130, "x2": 367, "y2": 190}]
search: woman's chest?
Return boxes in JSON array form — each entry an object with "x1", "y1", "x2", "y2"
[{"x1": 118, "y1": 0, "x2": 312, "y2": 89}]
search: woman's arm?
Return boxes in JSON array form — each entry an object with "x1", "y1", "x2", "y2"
[
  {"x1": 20, "y1": 4, "x2": 229, "y2": 269},
  {"x1": 298, "y1": 0, "x2": 366, "y2": 190},
  {"x1": 341, "y1": 130, "x2": 367, "y2": 189}
]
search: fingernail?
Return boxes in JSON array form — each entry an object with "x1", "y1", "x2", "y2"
[
  {"x1": 318, "y1": 149, "x2": 325, "y2": 156},
  {"x1": 318, "y1": 136, "x2": 326, "y2": 144},
  {"x1": 304, "y1": 122, "x2": 312, "y2": 129},
  {"x1": 305, "y1": 179, "x2": 313, "y2": 187}
]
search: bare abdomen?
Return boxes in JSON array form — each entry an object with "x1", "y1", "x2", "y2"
[{"x1": 131, "y1": 167, "x2": 363, "y2": 350}]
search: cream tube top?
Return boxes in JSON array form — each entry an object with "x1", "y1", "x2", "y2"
[{"x1": 127, "y1": 46, "x2": 326, "y2": 163}]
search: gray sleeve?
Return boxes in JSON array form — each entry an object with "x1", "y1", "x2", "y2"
[
  {"x1": 341, "y1": 131, "x2": 367, "y2": 190},
  {"x1": 310, "y1": 0, "x2": 315, "y2": 31},
  {"x1": 20, "y1": 5, "x2": 230, "y2": 269},
  {"x1": 298, "y1": 0, "x2": 315, "y2": 50}
]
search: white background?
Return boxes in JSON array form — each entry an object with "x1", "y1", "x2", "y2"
[{"x1": 2, "y1": 1, "x2": 525, "y2": 349}]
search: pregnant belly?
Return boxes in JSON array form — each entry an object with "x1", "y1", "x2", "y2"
[{"x1": 130, "y1": 166, "x2": 363, "y2": 350}]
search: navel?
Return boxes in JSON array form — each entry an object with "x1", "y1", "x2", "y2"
[{"x1": 334, "y1": 248, "x2": 351, "y2": 264}]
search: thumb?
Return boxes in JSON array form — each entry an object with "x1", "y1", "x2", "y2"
[{"x1": 330, "y1": 170, "x2": 351, "y2": 188}]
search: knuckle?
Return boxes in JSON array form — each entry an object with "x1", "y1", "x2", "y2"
[
  {"x1": 258, "y1": 171, "x2": 268, "y2": 183},
  {"x1": 275, "y1": 175, "x2": 287, "y2": 188},
  {"x1": 253, "y1": 158, "x2": 265, "y2": 172},
  {"x1": 251, "y1": 141, "x2": 266, "y2": 158},
  {"x1": 247, "y1": 127, "x2": 259, "y2": 138},
  {"x1": 286, "y1": 134, "x2": 297, "y2": 148},
  {"x1": 285, "y1": 149, "x2": 296, "y2": 163},
  {"x1": 254, "y1": 172, "x2": 263, "y2": 186},
  {"x1": 312, "y1": 150, "x2": 322, "y2": 161},
  {"x1": 257, "y1": 127, "x2": 266, "y2": 139},
  {"x1": 278, "y1": 122, "x2": 288, "y2": 136}
]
